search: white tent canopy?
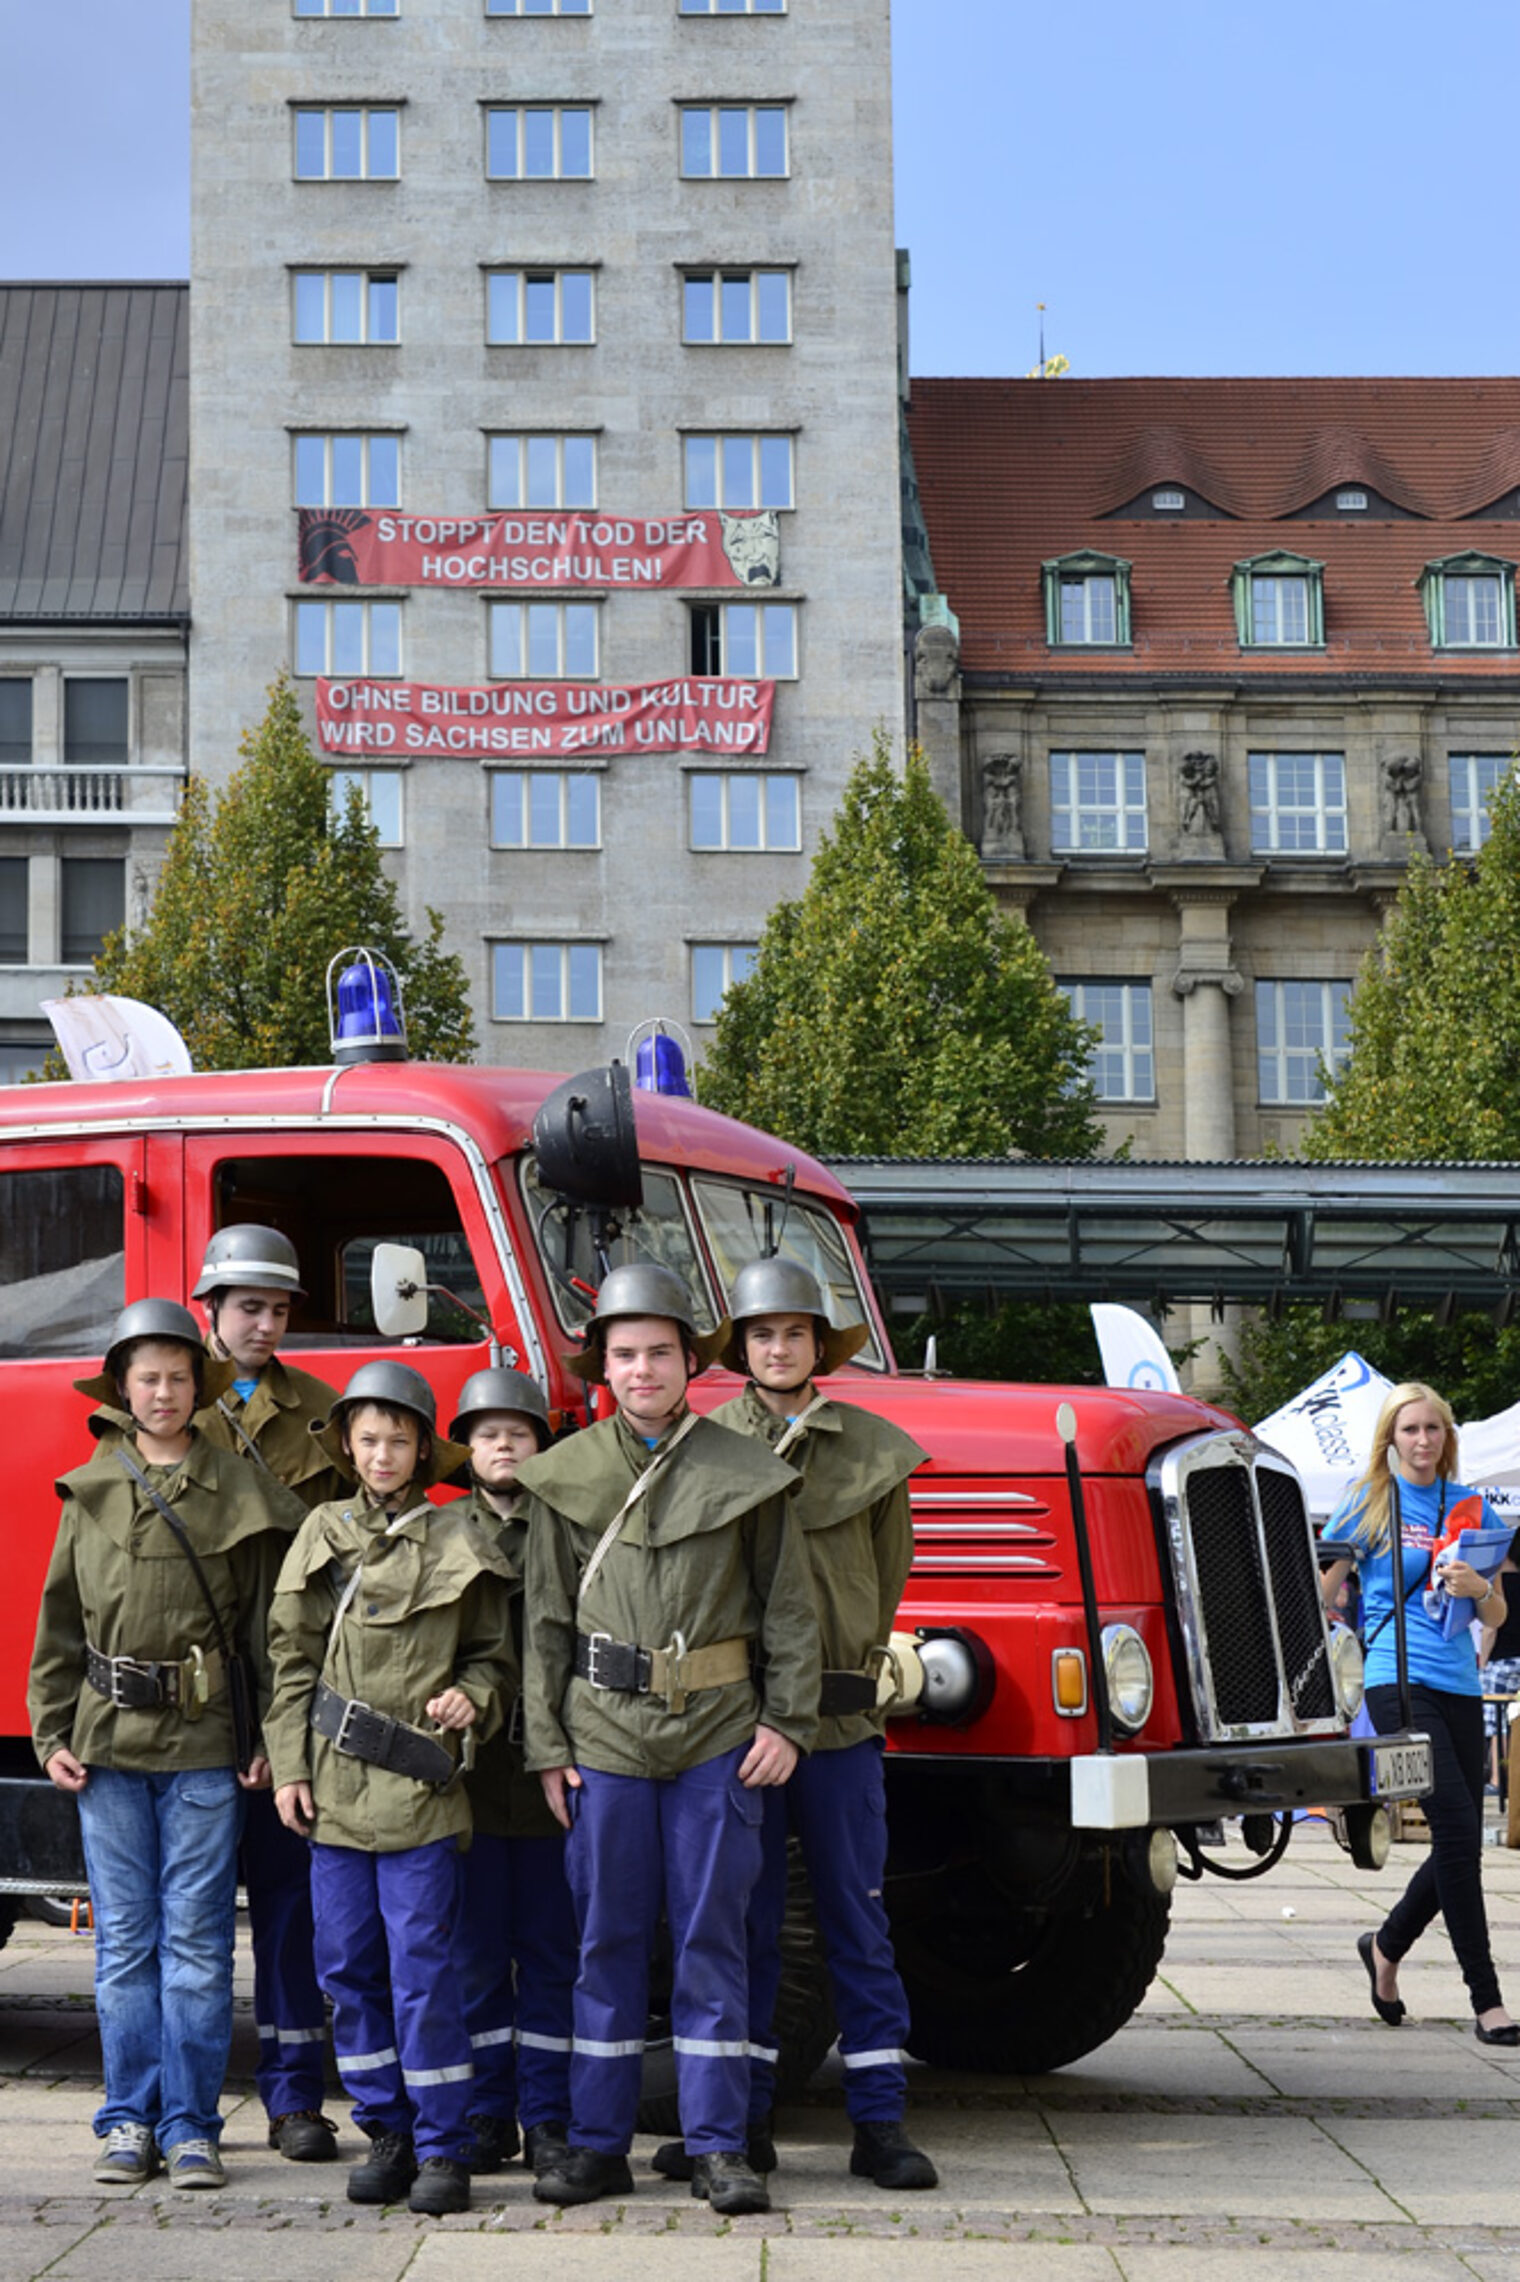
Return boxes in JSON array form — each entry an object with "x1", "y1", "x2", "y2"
[{"x1": 1253, "y1": 1352, "x2": 1520, "y2": 1522}]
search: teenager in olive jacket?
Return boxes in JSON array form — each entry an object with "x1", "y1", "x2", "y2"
[
  {"x1": 28, "y1": 1300, "x2": 302, "y2": 2193},
  {"x1": 518, "y1": 1263, "x2": 819, "y2": 2219}
]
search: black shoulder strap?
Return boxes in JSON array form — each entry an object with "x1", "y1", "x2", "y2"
[{"x1": 115, "y1": 1447, "x2": 235, "y2": 1667}]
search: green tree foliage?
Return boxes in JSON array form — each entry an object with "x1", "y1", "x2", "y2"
[
  {"x1": 697, "y1": 738, "x2": 1104, "y2": 1159},
  {"x1": 62, "y1": 675, "x2": 476, "y2": 1071},
  {"x1": 1220, "y1": 1307, "x2": 1520, "y2": 1441}
]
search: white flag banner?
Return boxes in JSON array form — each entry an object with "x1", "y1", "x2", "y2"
[
  {"x1": 1253, "y1": 1350, "x2": 1393, "y2": 1521},
  {"x1": 1090, "y1": 1304, "x2": 1182, "y2": 1395},
  {"x1": 41, "y1": 995, "x2": 193, "y2": 1084},
  {"x1": 1457, "y1": 1400, "x2": 1520, "y2": 1492}
]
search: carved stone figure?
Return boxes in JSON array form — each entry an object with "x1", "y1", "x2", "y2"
[
  {"x1": 1179, "y1": 750, "x2": 1222, "y2": 837},
  {"x1": 1382, "y1": 753, "x2": 1423, "y2": 836},
  {"x1": 130, "y1": 864, "x2": 152, "y2": 936},
  {"x1": 913, "y1": 620, "x2": 961, "y2": 704},
  {"x1": 981, "y1": 752, "x2": 1023, "y2": 857}
]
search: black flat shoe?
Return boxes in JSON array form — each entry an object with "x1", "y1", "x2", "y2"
[
  {"x1": 1358, "y1": 1931, "x2": 1405, "y2": 2026},
  {"x1": 1475, "y1": 2018, "x2": 1520, "y2": 2046}
]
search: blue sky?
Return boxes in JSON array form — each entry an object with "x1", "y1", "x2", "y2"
[{"x1": 2, "y1": 0, "x2": 1517, "y2": 378}]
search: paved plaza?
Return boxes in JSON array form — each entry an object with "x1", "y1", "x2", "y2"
[{"x1": 3, "y1": 1823, "x2": 1520, "y2": 2280}]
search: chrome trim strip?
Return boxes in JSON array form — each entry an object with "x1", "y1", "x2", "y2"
[
  {"x1": 912, "y1": 1490, "x2": 1044, "y2": 1509},
  {"x1": 913, "y1": 1555, "x2": 1062, "y2": 1575},
  {"x1": 911, "y1": 1520, "x2": 1055, "y2": 1541}
]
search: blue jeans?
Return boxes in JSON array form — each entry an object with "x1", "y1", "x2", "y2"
[{"x1": 77, "y1": 1765, "x2": 242, "y2": 2150}]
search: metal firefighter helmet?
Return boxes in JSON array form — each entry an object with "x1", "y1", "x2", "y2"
[
  {"x1": 450, "y1": 1367, "x2": 553, "y2": 1447},
  {"x1": 719, "y1": 1254, "x2": 870, "y2": 1376},
  {"x1": 73, "y1": 1297, "x2": 236, "y2": 1411},
  {"x1": 315, "y1": 1359, "x2": 470, "y2": 1488},
  {"x1": 563, "y1": 1260, "x2": 728, "y2": 1383},
  {"x1": 193, "y1": 1224, "x2": 306, "y2": 1302}
]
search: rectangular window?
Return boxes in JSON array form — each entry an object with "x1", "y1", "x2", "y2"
[
  {"x1": 1256, "y1": 980, "x2": 1352, "y2": 1106},
  {"x1": 1059, "y1": 981, "x2": 1154, "y2": 1103},
  {"x1": 487, "y1": 432, "x2": 596, "y2": 509},
  {"x1": 0, "y1": 857, "x2": 25, "y2": 963},
  {"x1": 1443, "y1": 574, "x2": 1504, "y2": 647},
  {"x1": 1248, "y1": 752, "x2": 1347, "y2": 855},
  {"x1": 1250, "y1": 574, "x2": 1310, "y2": 645},
  {"x1": 295, "y1": 0, "x2": 400, "y2": 15},
  {"x1": 294, "y1": 432, "x2": 401, "y2": 507},
  {"x1": 1059, "y1": 574, "x2": 1116, "y2": 644},
  {"x1": 294, "y1": 599, "x2": 402, "y2": 676},
  {"x1": 691, "y1": 942, "x2": 758, "y2": 1023},
  {"x1": 0, "y1": 679, "x2": 34, "y2": 765},
  {"x1": 680, "y1": 105, "x2": 787, "y2": 178},
  {"x1": 683, "y1": 269, "x2": 790, "y2": 344},
  {"x1": 486, "y1": 105, "x2": 593, "y2": 178},
  {"x1": 64, "y1": 680, "x2": 129, "y2": 766},
  {"x1": 491, "y1": 771, "x2": 600, "y2": 847},
  {"x1": 487, "y1": 269, "x2": 594, "y2": 345},
  {"x1": 493, "y1": 940, "x2": 602, "y2": 1021},
  {"x1": 293, "y1": 105, "x2": 399, "y2": 179},
  {"x1": 689, "y1": 771, "x2": 798, "y2": 850},
  {"x1": 0, "y1": 1162, "x2": 124, "y2": 1358},
  {"x1": 683, "y1": 432, "x2": 793, "y2": 511},
  {"x1": 293, "y1": 269, "x2": 399, "y2": 343},
  {"x1": 60, "y1": 858, "x2": 125, "y2": 965},
  {"x1": 1049, "y1": 752, "x2": 1147, "y2": 854},
  {"x1": 329, "y1": 766, "x2": 403, "y2": 845},
  {"x1": 1449, "y1": 753, "x2": 1509, "y2": 851},
  {"x1": 489, "y1": 600, "x2": 599, "y2": 677},
  {"x1": 487, "y1": 0, "x2": 591, "y2": 13},
  {"x1": 690, "y1": 602, "x2": 796, "y2": 677}
]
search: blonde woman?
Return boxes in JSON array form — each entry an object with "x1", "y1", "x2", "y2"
[{"x1": 1320, "y1": 1383, "x2": 1517, "y2": 2044}]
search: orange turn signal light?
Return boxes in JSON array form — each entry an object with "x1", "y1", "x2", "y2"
[{"x1": 1052, "y1": 1648, "x2": 1088, "y2": 1716}]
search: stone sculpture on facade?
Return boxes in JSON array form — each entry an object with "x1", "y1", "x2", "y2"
[
  {"x1": 1179, "y1": 751, "x2": 1222, "y2": 838},
  {"x1": 913, "y1": 620, "x2": 961, "y2": 705},
  {"x1": 1381, "y1": 753, "x2": 1423, "y2": 838},
  {"x1": 980, "y1": 753, "x2": 1024, "y2": 858}
]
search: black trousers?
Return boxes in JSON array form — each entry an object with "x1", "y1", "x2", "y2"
[{"x1": 1366, "y1": 1682, "x2": 1501, "y2": 2017}]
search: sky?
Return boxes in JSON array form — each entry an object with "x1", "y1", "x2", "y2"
[{"x1": 2, "y1": 0, "x2": 1519, "y2": 379}]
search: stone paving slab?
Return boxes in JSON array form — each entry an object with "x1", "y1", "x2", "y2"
[
  {"x1": 1048, "y1": 2112, "x2": 1403, "y2": 2223},
  {"x1": 1323, "y1": 2117, "x2": 1520, "y2": 2228}
]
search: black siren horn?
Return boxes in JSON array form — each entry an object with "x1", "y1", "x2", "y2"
[{"x1": 532, "y1": 1062, "x2": 644, "y2": 1212}]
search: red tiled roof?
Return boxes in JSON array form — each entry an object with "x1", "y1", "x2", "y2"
[{"x1": 907, "y1": 377, "x2": 1520, "y2": 678}]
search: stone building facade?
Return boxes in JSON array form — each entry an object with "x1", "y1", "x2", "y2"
[
  {"x1": 906, "y1": 377, "x2": 1520, "y2": 1159},
  {"x1": 189, "y1": 0, "x2": 902, "y2": 1070}
]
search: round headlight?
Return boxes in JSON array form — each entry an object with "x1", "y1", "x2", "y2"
[
  {"x1": 1101, "y1": 1623, "x2": 1154, "y2": 1736},
  {"x1": 1328, "y1": 1622, "x2": 1365, "y2": 1721}
]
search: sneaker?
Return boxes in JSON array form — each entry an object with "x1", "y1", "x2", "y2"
[
  {"x1": 691, "y1": 2150, "x2": 770, "y2": 2216},
  {"x1": 849, "y1": 2119, "x2": 938, "y2": 2191},
  {"x1": 347, "y1": 2129, "x2": 417, "y2": 2205},
  {"x1": 166, "y1": 2138, "x2": 227, "y2": 2191},
  {"x1": 268, "y1": 2109, "x2": 339, "y2": 2163},
  {"x1": 523, "y1": 2121, "x2": 571, "y2": 2178},
  {"x1": 652, "y1": 2116, "x2": 776, "y2": 2181},
  {"x1": 464, "y1": 2111, "x2": 520, "y2": 2174},
  {"x1": 532, "y1": 2147, "x2": 635, "y2": 2206},
  {"x1": 93, "y1": 2123, "x2": 157, "y2": 2185},
  {"x1": 408, "y1": 2156, "x2": 471, "y2": 2215}
]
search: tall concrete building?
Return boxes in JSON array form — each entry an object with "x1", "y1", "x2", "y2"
[{"x1": 190, "y1": 0, "x2": 902, "y2": 1069}]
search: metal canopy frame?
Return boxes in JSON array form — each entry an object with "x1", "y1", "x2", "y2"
[{"x1": 827, "y1": 1159, "x2": 1520, "y2": 1319}]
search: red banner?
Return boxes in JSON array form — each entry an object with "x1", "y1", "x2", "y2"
[
  {"x1": 315, "y1": 675, "x2": 776, "y2": 758},
  {"x1": 298, "y1": 508, "x2": 780, "y2": 590}
]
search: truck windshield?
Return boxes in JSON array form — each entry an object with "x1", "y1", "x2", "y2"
[
  {"x1": 691, "y1": 1176, "x2": 885, "y2": 1371},
  {"x1": 520, "y1": 1158, "x2": 718, "y2": 1334}
]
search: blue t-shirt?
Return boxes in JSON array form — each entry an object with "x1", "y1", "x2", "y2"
[{"x1": 1323, "y1": 1475, "x2": 1497, "y2": 1697}]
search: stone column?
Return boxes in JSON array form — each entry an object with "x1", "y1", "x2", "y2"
[
  {"x1": 1168, "y1": 888, "x2": 1244, "y2": 1161},
  {"x1": 911, "y1": 619, "x2": 962, "y2": 819}
]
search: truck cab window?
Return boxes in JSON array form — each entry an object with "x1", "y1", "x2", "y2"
[
  {"x1": 520, "y1": 1158, "x2": 716, "y2": 1334},
  {"x1": 692, "y1": 1176, "x2": 885, "y2": 1370},
  {"x1": 0, "y1": 1165, "x2": 124, "y2": 1360}
]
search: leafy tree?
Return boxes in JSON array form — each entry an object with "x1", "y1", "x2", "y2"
[
  {"x1": 1219, "y1": 1307, "x2": 1520, "y2": 1441},
  {"x1": 55, "y1": 674, "x2": 475, "y2": 1071},
  {"x1": 697, "y1": 738, "x2": 1104, "y2": 1159}
]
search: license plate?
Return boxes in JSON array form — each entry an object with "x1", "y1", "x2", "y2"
[{"x1": 1370, "y1": 1739, "x2": 1432, "y2": 1798}]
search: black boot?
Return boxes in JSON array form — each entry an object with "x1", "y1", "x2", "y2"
[
  {"x1": 347, "y1": 2130, "x2": 417, "y2": 2205},
  {"x1": 408, "y1": 2157, "x2": 471, "y2": 2215},
  {"x1": 532, "y1": 2147, "x2": 635, "y2": 2206},
  {"x1": 653, "y1": 2114, "x2": 776, "y2": 2181},
  {"x1": 268, "y1": 2110, "x2": 338, "y2": 2163},
  {"x1": 464, "y1": 2112, "x2": 520, "y2": 2174},
  {"x1": 691, "y1": 2151, "x2": 770, "y2": 2215},
  {"x1": 523, "y1": 2121, "x2": 571, "y2": 2178},
  {"x1": 849, "y1": 2120, "x2": 938, "y2": 2190}
]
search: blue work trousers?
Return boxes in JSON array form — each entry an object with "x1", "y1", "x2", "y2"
[
  {"x1": 748, "y1": 1738, "x2": 908, "y2": 2124},
  {"x1": 77, "y1": 1763, "x2": 241, "y2": 2152},
  {"x1": 563, "y1": 1746, "x2": 762, "y2": 2157},
  {"x1": 310, "y1": 1838, "x2": 474, "y2": 2162},
  {"x1": 456, "y1": 1828, "x2": 576, "y2": 2130},
  {"x1": 241, "y1": 1786, "x2": 327, "y2": 2119}
]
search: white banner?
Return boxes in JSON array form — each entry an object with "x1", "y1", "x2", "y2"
[
  {"x1": 42, "y1": 994, "x2": 193, "y2": 1083},
  {"x1": 1090, "y1": 1304, "x2": 1181, "y2": 1395},
  {"x1": 1253, "y1": 1351, "x2": 1393, "y2": 1521}
]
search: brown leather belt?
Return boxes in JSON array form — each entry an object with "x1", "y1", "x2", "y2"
[
  {"x1": 574, "y1": 1631, "x2": 751, "y2": 1713},
  {"x1": 85, "y1": 1642, "x2": 224, "y2": 1716}
]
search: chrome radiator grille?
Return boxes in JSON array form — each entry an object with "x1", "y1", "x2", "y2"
[{"x1": 1151, "y1": 1432, "x2": 1339, "y2": 1741}]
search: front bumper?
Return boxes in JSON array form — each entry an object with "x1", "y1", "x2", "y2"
[{"x1": 1067, "y1": 1732, "x2": 1430, "y2": 1831}]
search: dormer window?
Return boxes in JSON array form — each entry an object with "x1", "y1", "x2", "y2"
[
  {"x1": 1420, "y1": 553, "x2": 1517, "y2": 649},
  {"x1": 1043, "y1": 550, "x2": 1132, "y2": 647},
  {"x1": 1152, "y1": 489, "x2": 1185, "y2": 511},
  {"x1": 1232, "y1": 551, "x2": 1324, "y2": 648},
  {"x1": 1335, "y1": 490, "x2": 1367, "y2": 511}
]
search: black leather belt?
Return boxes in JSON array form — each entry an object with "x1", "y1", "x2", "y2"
[
  {"x1": 819, "y1": 1669, "x2": 878, "y2": 1717},
  {"x1": 85, "y1": 1642, "x2": 222, "y2": 1712},
  {"x1": 574, "y1": 1633, "x2": 653, "y2": 1693},
  {"x1": 572, "y1": 1630, "x2": 751, "y2": 1709},
  {"x1": 311, "y1": 1680, "x2": 459, "y2": 1786}
]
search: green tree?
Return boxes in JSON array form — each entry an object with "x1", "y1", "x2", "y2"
[
  {"x1": 59, "y1": 674, "x2": 475, "y2": 1071},
  {"x1": 697, "y1": 738, "x2": 1104, "y2": 1159}
]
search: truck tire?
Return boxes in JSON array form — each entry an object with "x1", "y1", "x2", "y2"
[
  {"x1": 894, "y1": 1879, "x2": 1170, "y2": 2076},
  {"x1": 636, "y1": 1841, "x2": 836, "y2": 2136}
]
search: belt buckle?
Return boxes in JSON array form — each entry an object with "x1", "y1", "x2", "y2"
[
  {"x1": 110, "y1": 1656, "x2": 158, "y2": 1709},
  {"x1": 335, "y1": 1695, "x2": 371, "y2": 1754},
  {"x1": 585, "y1": 1632, "x2": 614, "y2": 1690}
]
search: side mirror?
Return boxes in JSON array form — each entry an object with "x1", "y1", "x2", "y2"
[{"x1": 371, "y1": 1242, "x2": 428, "y2": 1340}]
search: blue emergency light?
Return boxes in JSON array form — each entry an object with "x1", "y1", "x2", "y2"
[
  {"x1": 629, "y1": 1018, "x2": 692, "y2": 1098},
  {"x1": 326, "y1": 946, "x2": 408, "y2": 1065}
]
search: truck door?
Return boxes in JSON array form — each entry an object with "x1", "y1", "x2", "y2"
[{"x1": 2, "y1": 1136, "x2": 148, "y2": 1750}]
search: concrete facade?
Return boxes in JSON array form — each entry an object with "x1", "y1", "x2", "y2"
[{"x1": 189, "y1": 0, "x2": 902, "y2": 1070}]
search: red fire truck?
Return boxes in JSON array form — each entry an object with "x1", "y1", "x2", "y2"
[{"x1": 0, "y1": 1047, "x2": 1424, "y2": 2083}]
